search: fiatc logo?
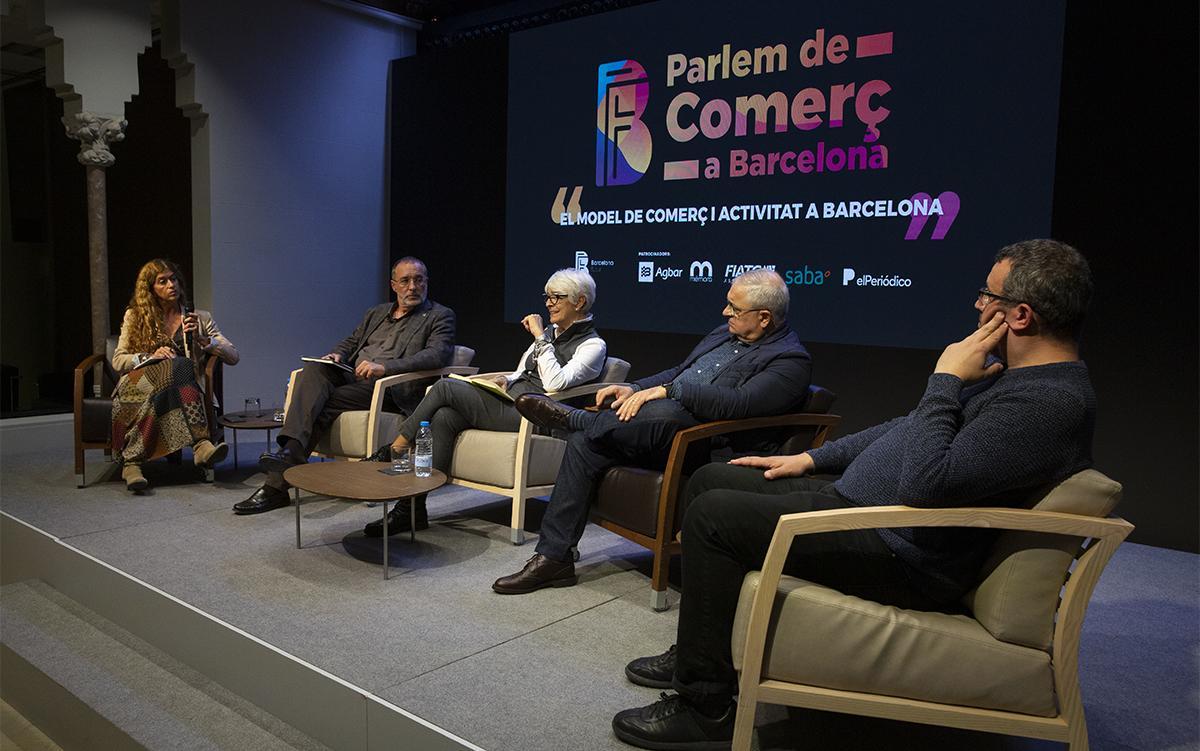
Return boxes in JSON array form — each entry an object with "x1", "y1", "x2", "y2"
[
  {"x1": 689, "y1": 261, "x2": 713, "y2": 282},
  {"x1": 723, "y1": 264, "x2": 776, "y2": 283},
  {"x1": 782, "y1": 266, "x2": 832, "y2": 286},
  {"x1": 841, "y1": 268, "x2": 913, "y2": 287},
  {"x1": 596, "y1": 60, "x2": 652, "y2": 186}
]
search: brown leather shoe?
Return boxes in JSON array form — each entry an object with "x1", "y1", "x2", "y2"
[
  {"x1": 514, "y1": 394, "x2": 573, "y2": 432},
  {"x1": 492, "y1": 553, "x2": 577, "y2": 594}
]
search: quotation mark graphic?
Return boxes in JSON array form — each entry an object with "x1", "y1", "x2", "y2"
[
  {"x1": 904, "y1": 191, "x2": 960, "y2": 240},
  {"x1": 551, "y1": 186, "x2": 583, "y2": 224}
]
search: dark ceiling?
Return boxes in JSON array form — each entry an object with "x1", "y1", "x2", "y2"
[{"x1": 355, "y1": 0, "x2": 658, "y2": 48}]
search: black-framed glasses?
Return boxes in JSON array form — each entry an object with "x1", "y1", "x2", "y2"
[
  {"x1": 976, "y1": 287, "x2": 1025, "y2": 306},
  {"x1": 724, "y1": 301, "x2": 764, "y2": 317},
  {"x1": 543, "y1": 292, "x2": 569, "y2": 304}
]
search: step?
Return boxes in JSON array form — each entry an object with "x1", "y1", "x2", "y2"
[{"x1": 1, "y1": 579, "x2": 329, "y2": 751}]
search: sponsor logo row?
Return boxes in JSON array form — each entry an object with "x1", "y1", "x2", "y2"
[{"x1": 575, "y1": 251, "x2": 912, "y2": 287}]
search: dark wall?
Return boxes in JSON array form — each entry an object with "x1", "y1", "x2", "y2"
[{"x1": 390, "y1": 5, "x2": 1199, "y2": 552}]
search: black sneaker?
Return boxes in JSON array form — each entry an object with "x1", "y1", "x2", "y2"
[
  {"x1": 612, "y1": 692, "x2": 735, "y2": 750},
  {"x1": 626, "y1": 644, "x2": 677, "y2": 688}
]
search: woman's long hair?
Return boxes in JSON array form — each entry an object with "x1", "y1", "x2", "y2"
[{"x1": 123, "y1": 259, "x2": 189, "y2": 352}]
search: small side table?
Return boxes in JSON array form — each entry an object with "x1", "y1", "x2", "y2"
[
  {"x1": 217, "y1": 410, "x2": 280, "y2": 469},
  {"x1": 283, "y1": 462, "x2": 447, "y2": 579}
]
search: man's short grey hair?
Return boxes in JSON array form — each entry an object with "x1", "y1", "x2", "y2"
[
  {"x1": 733, "y1": 269, "x2": 789, "y2": 320},
  {"x1": 995, "y1": 239, "x2": 1092, "y2": 340},
  {"x1": 545, "y1": 268, "x2": 596, "y2": 313}
]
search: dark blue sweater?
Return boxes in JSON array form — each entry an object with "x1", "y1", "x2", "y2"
[{"x1": 807, "y1": 361, "x2": 1096, "y2": 601}]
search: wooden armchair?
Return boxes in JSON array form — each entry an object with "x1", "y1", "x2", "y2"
[
  {"x1": 283, "y1": 345, "x2": 478, "y2": 460},
  {"x1": 592, "y1": 385, "x2": 840, "y2": 610},
  {"x1": 74, "y1": 337, "x2": 225, "y2": 487},
  {"x1": 732, "y1": 469, "x2": 1131, "y2": 751},
  {"x1": 447, "y1": 356, "x2": 631, "y2": 544}
]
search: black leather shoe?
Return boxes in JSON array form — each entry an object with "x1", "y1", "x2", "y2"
[
  {"x1": 612, "y1": 693, "x2": 735, "y2": 750},
  {"x1": 233, "y1": 485, "x2": 291, "y2": 515},
  {"x1": 513, "y1": 394, "x2": 573, "y2": 432},
  {"x1": 492, "y1": 553, "x2": 577, "y2": 594},
  {"x1": 626, "y1": 644, "x2": 677, "y2": 689},
  {"x1": 362, "y1": 497, "x2": 429, "y2": 537},
  {"x1": 365, "y1": 445, "x2": 391, "y2": 462},
  {"x1": 258, "y1": 447, "x2": 305, "y2": 474}
]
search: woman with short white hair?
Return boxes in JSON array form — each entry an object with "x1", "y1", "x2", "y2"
[{"x1": 362, "y1": 268, "x2": 606, "y2": 537}]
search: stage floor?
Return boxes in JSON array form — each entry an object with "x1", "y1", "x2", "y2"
[{"x1": 1, "y1": 426, "x2": 1197, "y2": 751}]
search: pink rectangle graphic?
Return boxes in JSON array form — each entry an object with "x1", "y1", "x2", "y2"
[
  {"x1": 663, "y1": 160, "x2": 699, "y2": 181},
  {"x1": 856, "y1": 32, "x2": 893, "y2": 58}
]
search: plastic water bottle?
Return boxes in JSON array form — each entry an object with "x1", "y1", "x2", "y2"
[{"x1": 414, "y1": 421, "x2": 433, "y2": 477}]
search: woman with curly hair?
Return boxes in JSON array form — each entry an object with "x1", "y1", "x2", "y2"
[{"x1": 111, "y1": 259, "x2": 239, "y2": 491}]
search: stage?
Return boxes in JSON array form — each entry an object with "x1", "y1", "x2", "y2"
[{"x1": 1, "y1": 419, "x2": 1196, "y2": 751}]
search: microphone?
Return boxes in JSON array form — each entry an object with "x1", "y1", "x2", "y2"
[{"x1": 182, "y1": 302, "x2": 194, "y2": 359}]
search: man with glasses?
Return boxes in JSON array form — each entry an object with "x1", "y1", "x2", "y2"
[
  {"x1": 492, "y1": 269, "x2": 812, "y2": 593},
  {"x1": 610, "y1": 239, "x2": 1096, "y2": 750},
  {"x1": 235, "y1": 257, "x2": 456, "y2": 515}
]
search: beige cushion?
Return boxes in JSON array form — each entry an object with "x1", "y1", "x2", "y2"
[
  {"x1": 732, "y1": 573, "x2": 1057, "y2": 716},
  {"x1": 449, "y1": 430, "x2": 565, "y2": 488},
  {"x1": 964, "y1": 469, "x2": 1123, "y2": 650},
  {"x1": 315, "y1": 412, "x2": 402, "y2": 458}
]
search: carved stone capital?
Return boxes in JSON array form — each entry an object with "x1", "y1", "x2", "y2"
[{"x1": 62, "y1": 112, "x2": 128, "y2": 167}]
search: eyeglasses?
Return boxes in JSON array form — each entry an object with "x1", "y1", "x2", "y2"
[
  {"x1": 542, "y1": 292, "x2": 569, "y2": 304},
  {"x1": 976, "y1": 288, "x2": 1025, "y2": 306},
  {"x1": 724, "y1": 301, "x2": 764, "y2": 318},
  {"x1": 392, "y1": 275, "x2": 427, "y2": 287}
]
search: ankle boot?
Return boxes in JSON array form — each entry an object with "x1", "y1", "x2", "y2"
[
  {"x1": 193, "y1": 439, "x2": 229, "y2": 468},
  {"x1": 122, "y1": 463, "x2": 148, "y2": 492}
]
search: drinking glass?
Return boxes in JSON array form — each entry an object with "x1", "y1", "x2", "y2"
[
  {"x1": 391, "y1": 445, "x2": 412, "y2": 473},
  {"x1": 244, "y1": 397, "x2": 261, "y2": 416}
]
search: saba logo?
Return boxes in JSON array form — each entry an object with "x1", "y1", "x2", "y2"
[{"x1": 596, "y1": 60, "x2": 652, "y2": 186}]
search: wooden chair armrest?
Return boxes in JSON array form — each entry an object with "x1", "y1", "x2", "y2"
[
  {"x1": 547, "y1": 381, "x2": 633, "y2": 402},
  {"x1": 767, "y1": 505, "x2": 1133, "y2": 542},
  {"x1": 376, "y1": 362, "x2": 484, "y2": 391},
  {"x1": 670, "y1": 413, "x2": 842, "y2": 447},
  {"x1": 74, "y1": 353, "x2": 107, "y2": 374}
]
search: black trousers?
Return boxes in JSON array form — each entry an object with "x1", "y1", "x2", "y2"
[
  {"x1": 672, "y1": 463, "x2": 940, "y2": 706},
  {"x1": 397, "y1": 379, "x2": 521, "y2": 473}
]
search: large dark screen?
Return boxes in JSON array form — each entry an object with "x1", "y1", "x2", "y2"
[{"x1": 505, "y1": 0, "x2": 1066, "y2": 348}]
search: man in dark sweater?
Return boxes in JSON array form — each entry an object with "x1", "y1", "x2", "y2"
[
  {"x1": 493, "y1": 269, "x2": 812, "y2": 594},
  {"x1": 234, "y1": 256, "x2": 456, "y2": 515},
  {"x1": 611, "y1": 239, "x2": 1096, "y2": 750}
]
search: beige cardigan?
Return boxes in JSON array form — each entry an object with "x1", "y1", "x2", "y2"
[{"x1": 112, "y1": 308, "x2": 239, "y2": 375}]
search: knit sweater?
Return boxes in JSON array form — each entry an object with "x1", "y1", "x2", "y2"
[{"x1": 807, "y1": 361, "x2": 1096, "y2": 601}]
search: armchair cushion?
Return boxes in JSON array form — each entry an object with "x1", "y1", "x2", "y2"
[
  {"x1": 315, "y1": 412, "x2": 402, "y2": 458},
  {"x1": 732, "y1": 573, "x2": 1057, "y2": 717},
  {"x1": 963, "y1": 469, "x2": 1123, "y2": 650},
  {"x1": 82, "y1": 398, "x2": 114, "y2": 443},
  {"x1": 593, "y1": 467, "x2": 667, "y2": 537},
  {"x1": 449, "y1": 430, "x2": 565, "y2": 488}
]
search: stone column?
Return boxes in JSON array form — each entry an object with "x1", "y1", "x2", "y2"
[{"x1": 63, "y1": 112, "x2": 126, "y2": 389}]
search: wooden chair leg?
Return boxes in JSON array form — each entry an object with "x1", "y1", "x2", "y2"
[
  {"x1": 650, "y1": 546, "x2": 672, "y2": 611},
  {"x1": 76, "y1": 447, "x2": 86, "y2": 488},
  {"x1": 510, "y1": 490, "x2": 527, "y2": 545}
]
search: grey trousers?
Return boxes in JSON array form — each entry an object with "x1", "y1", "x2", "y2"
[{"x1": 398, "y1": 379, "x2": 521, "y2": 473}]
